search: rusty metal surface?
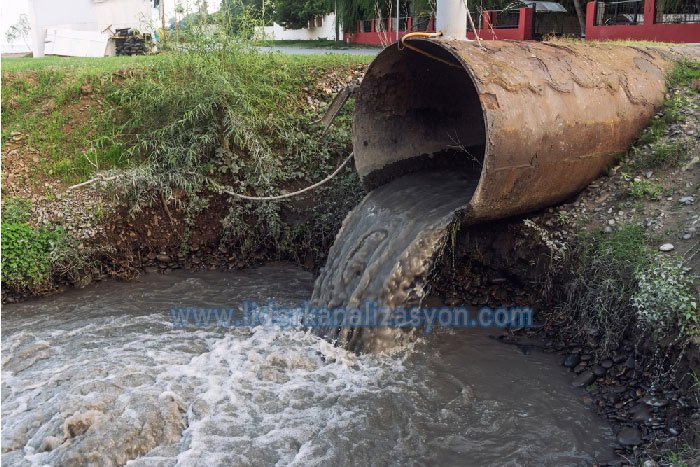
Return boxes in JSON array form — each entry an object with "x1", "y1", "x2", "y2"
[{"x1": 353, "y1": 40, "x2": 700, "y2": 223}]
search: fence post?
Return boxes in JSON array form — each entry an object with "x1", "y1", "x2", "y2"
[
  {"x1": 644, "y1": 0, "x2": 655, "y2": 24},
  {"x1": 586, "y1": 1, "x2": 597, "y2": 40},
  {"x1": 520, "y1": 7, "x2": 535, "y2": 39}
]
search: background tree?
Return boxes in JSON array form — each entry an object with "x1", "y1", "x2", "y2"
[
  {"x1": 5, "y1": 14, "x2": 31, "y2": 50},
  {"x1": 274, "y1": 0, "x2": 330, "y2": 28}
]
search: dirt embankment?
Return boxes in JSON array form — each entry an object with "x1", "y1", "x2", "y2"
[{"x1": 1, "y1": 61, "x2": 368, "y2": 301}]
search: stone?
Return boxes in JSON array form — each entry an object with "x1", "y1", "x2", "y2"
[
  {"x1": 572, "y1": 371, "x2": 596, "y2": 388},
  {"x1": 659, "y1": 243, "x2": 674, "y2": 252},
  {"x1": 679, "y1": 196, "x2": 694, "y2": 205},
  {"x1": 592, "y1": 365, "x2": 607, "y2": 377},
  {"x1": 563, "y1": 353, "x2": 581, "y2": 368},
  {"x1": 157, "y1": 254, "x2": 170, "y2": 262},
  {"x1": 601, "y1": 359, "x2": 614, "y2": 369},
  {"x1": 616, "y1": 426, "x2": 643, "y2": 446},
  {"x1": 630, "y1": 403, "x2": 651, "y2": 423}
]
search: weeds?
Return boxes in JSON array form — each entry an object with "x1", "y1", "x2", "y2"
[
  {"x1": 558, "y1": 221, "x2": 699, "y2": 382},
  {"x1": 627, "y1": 177, "x2": 663, "y2": 201},
  {"x1": 626, "y1": 59, "x2": 698, "y2": 171}
]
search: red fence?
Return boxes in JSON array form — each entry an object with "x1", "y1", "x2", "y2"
[
  {"x1": 345, "y1": 9, "x2": 535, "y2": 45},
  {"x1": 586, "y1": 0, "x2": 700, "y2": 43},
  {"x1": 467, "y1": 8, "x2": 535, "y2": 40},
  {"x1": 344, "y1": 16, "x2": 435, "y2": 46}
]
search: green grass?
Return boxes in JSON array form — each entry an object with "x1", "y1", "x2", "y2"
[
  {"x1": 2, "y1": 46, "x2": 370, "y2": 279},
  {"x1": 667, "y1": 58, "x2": 700, "y2": 88},
  {"x1": 1, "y1": 54, "x2": 162, "y2": 73},
  {"x1": 624, "y1": 59, "x2": 698, "y2": 170},
  {"x1": 1, "y1": 51, "x2": 372, "y2": 187}
]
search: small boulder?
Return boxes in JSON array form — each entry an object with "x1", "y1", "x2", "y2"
[
  {"x1": 572, "y1": 371, "x2": 596, "y2": 388},
  {"x1": 616, "y1": 426, "x2": 643, "y2": 446}
]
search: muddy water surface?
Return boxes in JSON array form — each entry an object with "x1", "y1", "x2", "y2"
[{"x1": 2, "y1": 264, "x2": 614, "y2": 466}]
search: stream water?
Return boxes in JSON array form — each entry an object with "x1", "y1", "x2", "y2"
[{"x1": 2, "y1": 264, "x2": 615, "y2": 466}]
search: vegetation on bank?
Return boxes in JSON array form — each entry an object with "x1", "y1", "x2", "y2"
[{"x1": 1, "y1": 45, "x2": 372, "y2": 295}]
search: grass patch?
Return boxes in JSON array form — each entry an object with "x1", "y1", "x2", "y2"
[
  {"x1": 1, "y1": 55, "x2": 163, "y2": 73},
  {"x1": 103, "y1": 45, "x2": 370, "y2": 262},
  {"x1": 2, "y1": 42, "x2": 371, "y2": 273},
  {"x1": 624, "y1": 59, "x2": 698, "y2": 171},
  {"x1": 667, "y1": 58, "x2": 700, "y2": 88}
]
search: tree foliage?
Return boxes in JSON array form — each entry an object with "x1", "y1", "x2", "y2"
[{"x1": 274, "y1": 0, "x2": 330, "y2": 28}]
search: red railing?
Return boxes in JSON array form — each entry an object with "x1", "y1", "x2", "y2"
[
  {"x1": 345, "y1": 9, "x2": 535, "y2": 45},
  {"x1": 586, "y1": 0, "x2": 700, "y2": 42}
]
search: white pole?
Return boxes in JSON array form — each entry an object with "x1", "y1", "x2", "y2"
[
  {"x1": 396, "y1": 0, "x2": 399, "y2": 42},
  {"x1": 436, "y1": 0, "x2": 468, "y2": 39}
]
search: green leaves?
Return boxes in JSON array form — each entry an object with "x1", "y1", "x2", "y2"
[{"x1": 1, "y1": 219, "x2": 65, "y2": 291}]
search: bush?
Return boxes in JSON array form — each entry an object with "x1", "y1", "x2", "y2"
[
  {"x1": 1, "y1": 221, "x2": 65, "y2": 291},
  {"x1": 633, "y1": 259, "x2": 698, "y2": 341}
]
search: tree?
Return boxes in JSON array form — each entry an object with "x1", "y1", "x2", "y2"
[
  {"x1": 220, "y1": 0, "x2": 266, "y2": 33},
  {"x1": 5, "y1": 14, "x2": 31, "y2": 49},
  {"x1": 274, "y1": 0, "x2": 330, "y2": 29}
]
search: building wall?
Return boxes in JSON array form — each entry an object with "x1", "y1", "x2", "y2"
[
  {"x1": 28, "y1": 0, "x2": 156, "y2": 57},
  {"x1": 257, "y1": 14, "x2": 342, "y2": 41}
]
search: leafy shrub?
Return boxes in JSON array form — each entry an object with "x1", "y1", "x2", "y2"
[
  {"x1": 633, "y1": 259, "x2": 698, "y2": 340},
  {"x1": 3, "y1": 197, "x2": 32, "y2": 223},
  {"x1": 1, "y1": 221, "x2": 65, "y2": 291},
  {"x1": 0, "y1": 197, "x2": 79, "y2": 292}
]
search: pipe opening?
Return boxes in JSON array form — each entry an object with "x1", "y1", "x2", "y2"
[{"x1": 353, "y1": 40, "x2": 486, "y2": 191}]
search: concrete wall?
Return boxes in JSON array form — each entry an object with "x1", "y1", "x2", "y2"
[
  {"x1": 257, "y1": 14, "x2": 342, "y2": 41},
  {"x1": 28, "y1": 0, "x2": 156, "y2": 57}
]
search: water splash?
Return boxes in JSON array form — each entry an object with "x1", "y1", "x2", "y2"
[{"x1": 311, "y1": 170, "x2": 478, "y2": 352}]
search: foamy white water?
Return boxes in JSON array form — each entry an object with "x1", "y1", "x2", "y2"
[{"x1": 2, "y1": 264, "x2": 614, "y2": 466}]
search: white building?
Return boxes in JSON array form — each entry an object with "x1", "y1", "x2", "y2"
[
  {"x1": 256, "y1": 13, "x2": 342, "y2": 41},
  {"x1": 27, "y1": 0, "x2": 159, "y2": 57}
]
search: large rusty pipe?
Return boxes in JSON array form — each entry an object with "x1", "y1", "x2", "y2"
[{"x1": 353, "y1": 40, "x2": 699, "y2": 223}]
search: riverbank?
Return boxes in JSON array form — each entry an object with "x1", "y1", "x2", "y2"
[{"x1": 1, "y1": 49, "x2": 371, "y2": 300}]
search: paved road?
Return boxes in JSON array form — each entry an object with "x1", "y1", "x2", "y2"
[{"x1": 257, "y1": 46, "x2": 381, "y2": 56}]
